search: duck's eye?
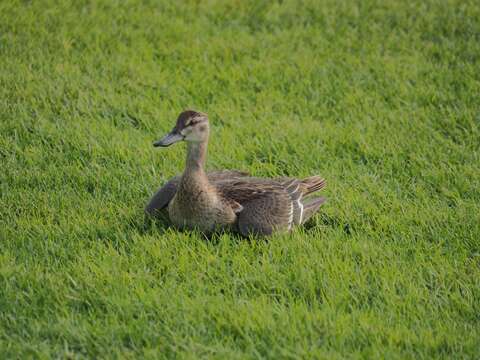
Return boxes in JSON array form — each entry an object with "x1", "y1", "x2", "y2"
[
  {"x1": 199, "y1": 125, "x2": 207, "y2": 132},
  {"x1": 185, "y1": 119, "x2": 196, "y2": 127}
]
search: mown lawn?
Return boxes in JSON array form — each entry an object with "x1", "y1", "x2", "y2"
[{"x1": 1, "y1": 0, "x2": 479, "y2": 358}]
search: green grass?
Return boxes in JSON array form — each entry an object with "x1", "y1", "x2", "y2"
[{"x1": 1, "y1": 0, "x2": 479, "y2": 358}]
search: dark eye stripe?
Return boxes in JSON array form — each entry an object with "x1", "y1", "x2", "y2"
[{"x1": 186, "y1": 118, "x2": 206, "y2": 127}]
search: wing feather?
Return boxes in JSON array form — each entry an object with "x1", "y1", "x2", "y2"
[{"x1": 215, "y1": 178, "x2": 293, "y2": 235}]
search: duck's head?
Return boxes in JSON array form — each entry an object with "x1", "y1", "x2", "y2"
[{"x1": 154, "y1": 110, "x2": 209, "y2": 147}]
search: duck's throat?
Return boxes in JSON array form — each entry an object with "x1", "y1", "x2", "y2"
[
  {"x1": 185, "y1": 141, "x2": 207, "y2": 173},
  {"x1": 179, "y1": 141, "x2": 211, "y2": 202}
]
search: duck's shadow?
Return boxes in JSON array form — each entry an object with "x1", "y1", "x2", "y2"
[
  {"x1": 139, "y1": 212, "x2": 172, "y2": 235},
  {"x1": 132, "y1": 211, "x2": 346, "y2": 243},
  {"x1": 138, "y1": 212, "x2": 261, "y2": 244},
  {"x1": 303, "y1": 213, "x2": 353, "y2": 235}
]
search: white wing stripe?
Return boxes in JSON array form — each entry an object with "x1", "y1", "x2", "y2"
[
  {"x1": 297, "y1": 198, "x2": 304, "y2": 224},
  {"x1": 288, "y1": 200, "x2": 293, "y2": 230}
]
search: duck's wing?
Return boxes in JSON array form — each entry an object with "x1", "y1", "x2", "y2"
[
  {"x1": 215, "y1": 179, "x2": 296, "y2": 236},
  {"x1": 237, "y1": 191, "x2": 293, "y2": 235},
  {"x1": 145, "y1": 175, "x2": 181, "y2": 216},
  {"x1": 216, "y1": 176, "x2": 327, "y2": 235}
]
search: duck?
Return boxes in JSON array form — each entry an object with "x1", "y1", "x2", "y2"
[{"x1": 145, "y1": 110, "x2": 326, "y2": 236}]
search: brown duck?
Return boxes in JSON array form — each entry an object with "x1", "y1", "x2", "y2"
[{"x1": 145, "y1": 110, "x2": 326, "y2": 236}]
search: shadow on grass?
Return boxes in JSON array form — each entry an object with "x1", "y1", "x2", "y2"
[
  {"x1": 302, "y1": 213, "x2": 353, "y2": 236},
  {"x1": 139, "y1": 211, "x2": 171, "y2": 235},
  {"x1": 137, "y1": 210, "x2": 247, "y2": 243},
  {"x1": 129, "y1": 209, "x2": 343, "y2": 246}
]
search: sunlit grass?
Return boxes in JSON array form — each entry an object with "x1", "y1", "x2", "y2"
[{"x1": 1, "y1": 0, "x2": 479, "y2": 358}]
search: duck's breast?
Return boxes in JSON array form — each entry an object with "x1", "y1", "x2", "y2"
[{"x1": 168, "y1": 190, "x2": 236, "y2": 232}]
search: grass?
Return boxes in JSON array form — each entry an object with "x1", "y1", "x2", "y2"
[{"x1": 1, "y1": 0, "x2": 479, "y2": 358}]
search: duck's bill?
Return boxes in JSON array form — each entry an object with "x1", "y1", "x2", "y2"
[{"x1": 153, "y1": 132, "x2": 184, "y2": 147}]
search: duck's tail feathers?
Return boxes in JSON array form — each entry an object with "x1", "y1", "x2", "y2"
[
  {"x1": 301, "y1": 176, "x2": 326, "y2": 196},
  {"x1": 301, "y1": 197, "x2": 326, "y2": 224}
]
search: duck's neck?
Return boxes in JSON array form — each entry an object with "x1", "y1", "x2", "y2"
[{"x1": 184, "y1": 141, "x2": 208, "y2": 175}]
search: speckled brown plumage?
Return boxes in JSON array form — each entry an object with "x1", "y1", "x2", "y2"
[{"x1": 146, "y1": 110, "x2": 326, "y2": 236}]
